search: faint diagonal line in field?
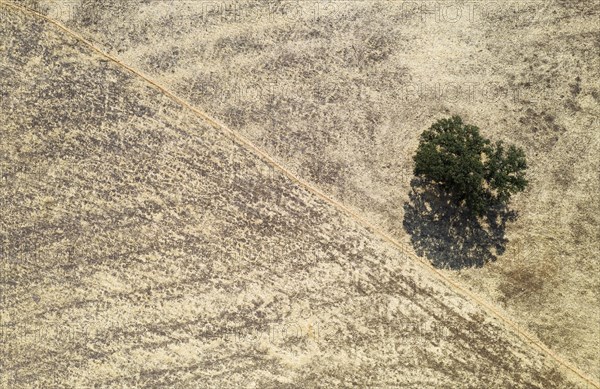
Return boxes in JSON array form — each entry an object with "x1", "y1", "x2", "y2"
[{"x1": 1, "y1": 2, "x2": 598, "y2": 387}]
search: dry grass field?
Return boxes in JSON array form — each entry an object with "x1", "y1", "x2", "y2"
[{"x1": 1, "y1": 0, "x2": 599, "y2": 387}]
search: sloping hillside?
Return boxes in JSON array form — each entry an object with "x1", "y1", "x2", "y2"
[{"x1": 0, "y1": 4, "x2": 594, "y2": 388}]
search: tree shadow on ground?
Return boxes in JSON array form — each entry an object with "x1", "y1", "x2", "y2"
[{"x1": 403, "y1": 177, "x2": 517, "y2": 269}]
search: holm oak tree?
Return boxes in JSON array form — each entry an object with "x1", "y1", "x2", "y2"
[{"x1": 413, "y1": 116, "x2": 528, "y2": 216}]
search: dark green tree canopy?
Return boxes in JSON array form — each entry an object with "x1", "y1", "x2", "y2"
[{"x1": 413, "y1": 116, "x2": 528, "y2": 216}]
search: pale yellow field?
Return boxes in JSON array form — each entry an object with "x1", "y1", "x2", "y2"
[{"x1": 1, "y1": 0, "x2": 599, "y2": 387}]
